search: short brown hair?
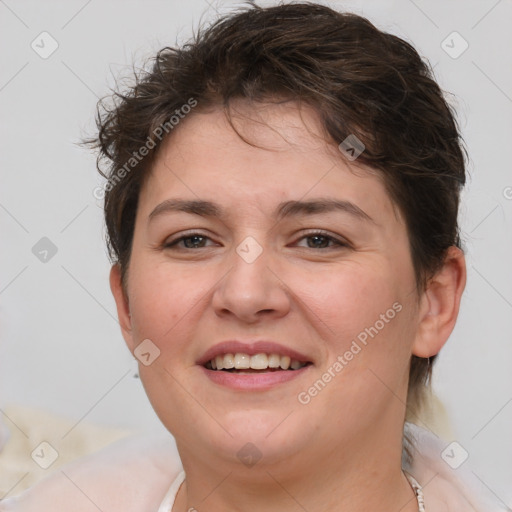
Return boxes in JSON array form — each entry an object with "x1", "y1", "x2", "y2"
[{"x1": 85, "y1": 2, "x2": 467, "y2": 431}]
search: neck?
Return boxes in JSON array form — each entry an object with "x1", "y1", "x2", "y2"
[{"x1": 172, "y1": 426, "x2": 419, "y2": 512}]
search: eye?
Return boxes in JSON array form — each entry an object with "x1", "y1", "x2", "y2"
[
  {"x1": 294, "y1": 231, "x2": 349, "y2": 250},
  {"x1": 163, "y1": 230, "x2": 349, "y2": 251},
  {"x1": 164, "y1": 232, "x2": 216, "y2": 250}
]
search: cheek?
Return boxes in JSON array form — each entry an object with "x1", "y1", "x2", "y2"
[
  {"x1": 127, "y1": 261, "x2": 208, "y2": 352},
  {"x1": 294, "y1": 261, "x2": 402, "y2": 343},
  {"x1": 127, "y1": 263, "x2": 214, "y2": 432},
  {"x1": 297, "y1": 261, "x2": 413, "y2": 394}
]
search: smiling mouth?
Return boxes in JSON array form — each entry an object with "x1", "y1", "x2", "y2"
[{"x1": 204, "y1": 353, "x2": 312, "y2": 372}]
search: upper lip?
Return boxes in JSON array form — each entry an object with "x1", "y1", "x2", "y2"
[{"x1": 196, "y1": 340, "x2": 313, "y2": 367}]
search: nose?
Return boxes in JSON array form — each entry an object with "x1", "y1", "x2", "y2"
[{"x1": 211, "y1": 239, "x2": 291, "y2": 324}]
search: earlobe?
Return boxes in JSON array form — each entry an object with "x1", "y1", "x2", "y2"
[
  {"x1": 109, "y1": 264, "x2": 135, "y2": 350},
  {"x1": 412, "y1": 246, "x2": 467, "y2": 358}
]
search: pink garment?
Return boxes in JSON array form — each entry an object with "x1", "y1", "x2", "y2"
[{"x1": 1, "y1": 423, "x2": 509, "y2": 511}]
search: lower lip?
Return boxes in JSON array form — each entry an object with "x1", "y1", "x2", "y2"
[{"x1": 199, "y1": 365, "x2": 311, "y2": 390}]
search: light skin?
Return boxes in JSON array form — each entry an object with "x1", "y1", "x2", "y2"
[{"x1": 110, "y1": 100, "x2": 466, "y2": 512}]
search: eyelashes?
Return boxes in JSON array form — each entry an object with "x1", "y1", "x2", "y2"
[{"x1": 163, "y1": 230, "x2": 350, "y2": 251}]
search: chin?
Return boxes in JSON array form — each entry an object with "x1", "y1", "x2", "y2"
[{"x1": 213, "y1": 411, "x2": 315, "y2": 466}]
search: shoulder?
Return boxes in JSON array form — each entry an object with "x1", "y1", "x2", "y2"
[
  {"x1": 404, "y1": 422, "x2": 510, "y2": 512},
  {"x1": 420, "y1": 473, "x2": 480, "y2": 512},
  {"x1": 0, "y1": 434, "x2": 182, "y2": 512}
]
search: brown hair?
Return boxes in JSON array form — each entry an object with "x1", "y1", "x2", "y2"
[{"x1": 85, "y1": 2, "x2": 467, "y2": 437}]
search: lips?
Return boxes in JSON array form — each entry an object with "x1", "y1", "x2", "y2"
[
  {"x1": 196, "y1": 340, "x2": 313, "y2": 369},
  {"x1": 197, "y1": 341, "x2": 313, "y2": 391}
]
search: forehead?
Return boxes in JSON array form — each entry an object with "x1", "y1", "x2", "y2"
[{"x1": 138, "y1": 101, "x2": 400, "y2": 226}]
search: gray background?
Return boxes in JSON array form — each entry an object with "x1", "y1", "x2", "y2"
[{"x1": 1, "y1": 0, "x2": 511, "y2": 506}]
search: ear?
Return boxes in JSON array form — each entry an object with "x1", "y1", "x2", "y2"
[
  {"x1": 412, "y1": 246, "x2": 467, "y2": 358},
  {"x1": 109, "y1": 264, "x2": 135, "y2": 352}
]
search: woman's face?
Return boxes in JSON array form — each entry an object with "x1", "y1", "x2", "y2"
[{"x1": 114, "y1": 101, "x2": 424, "y2": 469}]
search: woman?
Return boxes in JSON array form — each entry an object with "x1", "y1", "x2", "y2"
[{"x1": 1, "y1": 3, "x2": 506, "y2": 511}]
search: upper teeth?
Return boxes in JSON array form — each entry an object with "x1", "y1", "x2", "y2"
[{"x1": 208, "y1": 353, "x2": 307, "y2": 371}]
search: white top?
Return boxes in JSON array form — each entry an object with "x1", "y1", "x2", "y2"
[{"x1": 157, "y1": 470, "x2": 185, "y2": 512}]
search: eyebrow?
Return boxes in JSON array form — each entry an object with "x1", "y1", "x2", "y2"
[{"x1": 148, "y1": 198, "x2": 375, "y2": 224}]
